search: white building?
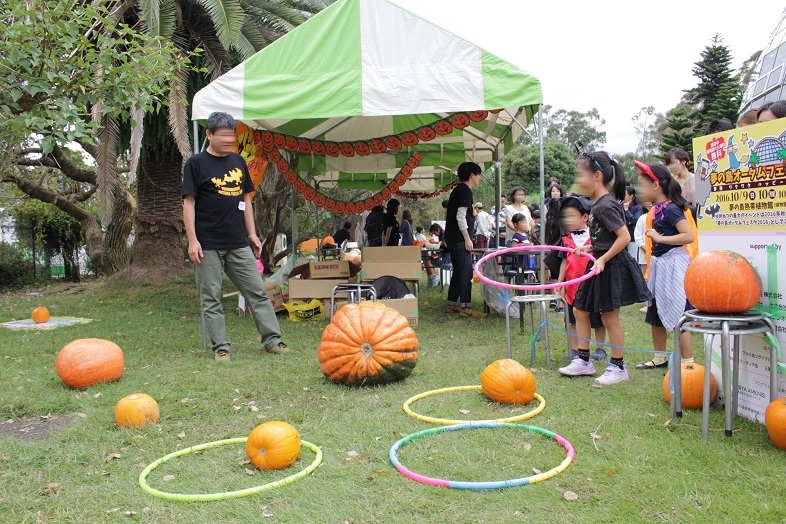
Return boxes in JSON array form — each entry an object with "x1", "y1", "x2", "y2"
[{"x1": 740, "y1": 9, "x2": 786, "y2": 113}]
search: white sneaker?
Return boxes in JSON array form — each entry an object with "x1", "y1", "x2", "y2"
[
  {"x1": 558, "y1": 358, "x2": 596, "y2": 376},
  {"x1": 594, "y1": 364, "x2": 630, "y2": 385}
]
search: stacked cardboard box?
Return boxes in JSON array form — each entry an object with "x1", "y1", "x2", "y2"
[
  {"x1": 359, "y1": 246, "x2": 421, "y2": 326},
  {"x1": 287, "y1": 260, "x2": 361, "y2": 301}
]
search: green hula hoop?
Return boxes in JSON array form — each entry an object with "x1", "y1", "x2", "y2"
[
  {"x1": 403, "y1": 385, "x2": 545, "y2": 425},
  {"x1": 138, "y1": 437, "x2": 322, "y2": 502}
]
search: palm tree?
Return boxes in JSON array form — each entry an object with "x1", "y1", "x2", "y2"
[{"x1": 111, "y1": 0, "x2": 333, "y2": 274}]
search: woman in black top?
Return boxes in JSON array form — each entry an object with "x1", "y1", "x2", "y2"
[{"x1": 382, "y1": 199, "x2": 400, "y2": 246}]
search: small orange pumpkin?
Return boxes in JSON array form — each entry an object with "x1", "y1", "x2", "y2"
[
  {"x1": 273, "y1": 134, "x2": 286, "y2": 149},
  {"x1": 765, "y1": 398, "x2": 786, "y2": 450},
  {"x1": 285, "y1": 136, "x2": 299, "y2": 152},
  {"x1": 452, "y1": 113, "x2": 470, "y2": 129},
  {"x1": 354, "y1": 141, "x2": 371, "y2": 156},
  {"x1": 434, "y1": 120, "x2": 454, "y2": 135},
  {"x1": 417, "y1": 126, "x2": 436, "y2": 142},
  {"x1": 31, "y1": 307, "x2": 50, "y2": 323},
  {"x1": 325, "y1": 142, "x2": 341, "y2": 157},
  {"x1": 55, "y1": 338, "x2": 124, "y2": 389},
  {"x1": 401, "y1": 132, "x2": 419, "y2": 147},
  {"x1": 318, "y1": 301, "x2": 418, "y2": 386},
  {"x1": 481, "y1": 358, "x2": 537, "y2": 405},
  {"x1": 386, "y1": 136, "x2": 402, "y2": 150},
  {"x1": 298, "y1": 139, "x2": 312, "y2": 154},
  {"x1": 370, "y1": 139, "x2": 387, "y2": 154},
  {"x1": 340, "y1": 142, "x2": 356, "y2": 157},
  {"x1": 334, "y1": 201, "x2": 346, "y2": 214},
  {"x1": 246, "y1": 421, "x2": 301, "y2": 470},
  {"x1": 311, "y1": 140, "x2": 326, "y2": 156},
  {"x1": 684, "y1": 250, "x2": 762, "y2": 313},
  {"x1": 324, "y1": 199, "x2": 336, "y2": 212},
  {"x1": 662, "y1": 362, "x2": 717, "y2": 409},
  {"x1": 115, "y1": 393, "x2": 160, "y2": 428}
]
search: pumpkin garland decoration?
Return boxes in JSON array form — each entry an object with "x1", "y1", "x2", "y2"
[
  {"x1": 481, "y1": 359, "x2": 537, "y2": 405},
  {"x1": 31, "y1": 307, "x2": 51, "y2": 324},
  {"x1": 266, "y1": 110, "x2": 504, "y2": 210},
  {"x1": 661, "y1": 362, "x2": 717, "y2": 410},
  {"x1": 246, "y1": 421, "x2": 302, "y2": 470},
  {"x1": 683, "y1": 250, "x2": 762, "y2": 313},
  {"x1": 55, "y1": 338, "x2": 124, "y2": 389},
  {"x1": 115, "y1": 393, "x2": 160, "y2": 428},
  {"x1": 765, "y1": 397, "x2": 786, "y2": 450},
  {"x1": 318, "y1": 301, "x2": 419, "y2": 386}
]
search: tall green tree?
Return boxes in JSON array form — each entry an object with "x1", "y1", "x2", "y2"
[
  {"x1": 685, "y1": 34, "x2": 744, "y2": 136},
  {"x1": 125, "y1": 0, "x2": 333, "y2": 275},
  {"x1": 0, "y1": 0, "x2": 187, "y2": 274},
  {"x1": 519, "y1": 105, "x2": 607, "y2": 153},
  {"x1": 631, "y1": 106, "x2": 664, "y2": 160},
  {"x1": 659, "y1": 106, "x2": 695, "y2": 157},
  {"x1": 501, "y1": 140, "x2": 576, "y2": 197}
]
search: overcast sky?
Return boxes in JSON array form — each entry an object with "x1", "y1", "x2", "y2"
[{"x1": 392, "y1": 0, "x2": 784, "y2": 154}]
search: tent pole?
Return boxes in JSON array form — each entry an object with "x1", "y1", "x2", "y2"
[
  {"x1": 538, "y1": 104, "x2": 546, "y2": 286},
  {"x1": 192, "y1": 120, "x2": 199, "y2": 154},
  {"x1": 493, "y1": 148, "x2": 500, "y2": 247}
]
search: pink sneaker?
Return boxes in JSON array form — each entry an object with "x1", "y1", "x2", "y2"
[{"x1": 558, "y1": 358, "x2": 596, "y2": 376}]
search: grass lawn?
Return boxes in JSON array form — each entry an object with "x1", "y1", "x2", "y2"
[{"x1": 1, "y1": 275, "x2": 784, "y2": 523}]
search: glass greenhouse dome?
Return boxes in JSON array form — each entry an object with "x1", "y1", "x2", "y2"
[{"x1": 741, "y1": 9, "x2": 786, "y2": 113}]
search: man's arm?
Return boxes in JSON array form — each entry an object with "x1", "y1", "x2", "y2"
[
  {"x1": 243, "y1": 193, "x2": 262, "y2": 258},
  {"x1": 183, "y1": 195, "x2": 202, "y2": 264}
]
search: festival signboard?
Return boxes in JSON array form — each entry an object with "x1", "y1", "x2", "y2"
[{"x1": 693, "y1": 118, "x2": 786, "y2": 423}]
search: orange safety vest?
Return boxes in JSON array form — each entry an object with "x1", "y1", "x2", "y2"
[{"x1": 643, "y1": 205, "x2": 699, "y2": 279}]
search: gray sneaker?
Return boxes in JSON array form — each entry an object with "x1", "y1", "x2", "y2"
[
  {"x1": 267, "y1": 342, "x2": 290, "y2": 355},
  {"x1": 214, "y1": 349, "x2": 231, "y2": 362}
]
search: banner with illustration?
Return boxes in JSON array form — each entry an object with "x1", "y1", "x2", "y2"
[{"x1": 693, "y1": 118, "x2": 786, "y2": 423}]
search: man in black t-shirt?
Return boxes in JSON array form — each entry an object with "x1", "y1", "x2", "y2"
[
  {"x1": 444, "y1": 162, "x2": 486, "y2": 318},
  {"x1": 183, "y1": 112, "x2": 289, "y2": 362}
]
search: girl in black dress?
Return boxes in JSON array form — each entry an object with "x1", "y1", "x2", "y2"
[{"x1": 558, "y1": 151, "x2": 650, "y2": 385}]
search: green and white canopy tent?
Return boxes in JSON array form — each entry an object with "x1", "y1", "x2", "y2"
[{"x1": 191, "y1": 0, "x2": 544, "y2": 202}]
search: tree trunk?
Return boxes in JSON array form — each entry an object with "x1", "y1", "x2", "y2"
[
  {"x1": 255, "y1": 164, "x2": 296, "y2": 272},
  {"x1": 131, "y1": 151, "x2": 187, "y2": 276}
]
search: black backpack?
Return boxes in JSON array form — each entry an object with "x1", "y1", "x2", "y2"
[{"x1": 364, "y1": 212, "x2": 384, "y2": 246}]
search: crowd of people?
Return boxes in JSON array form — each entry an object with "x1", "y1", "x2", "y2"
[{"x1": 184, "y1": 103, "x2": 784, "y2": 375}]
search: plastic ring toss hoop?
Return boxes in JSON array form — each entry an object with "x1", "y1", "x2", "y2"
[
  {"x1": 474, "y1": 245, "x2": 597, "y2": 291},
  {"x1": 139, "y1": 438, "x2": 322, "y2": 502},
  {"x1": 403, "y1": 385, "x2": 545, "y2": 425},
  {"x1": 389, "y1": 422, "x2": 574, "y2": 489}
]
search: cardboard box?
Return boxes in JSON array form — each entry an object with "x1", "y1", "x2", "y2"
[
  {"x1": 381, "y1": 297, "x2": 419, "y2": 326},
  {"x1": 289, "y1": 260, "x2": 360, "y2": 280},
  {"x1": 320, "y1": 298, "x2": 348, "y2": 320},
  {"x1": 288, "y1": 278, "x2": 349, "y2": 300},
  {"x1": 361, "y1": 246, "x2": 423, "y2": 282},
  {"x1": 265, "y1": 283, "x2": 285, "y2": 313},
  {"x1": 359, "y1": 262, "x2": 422, "y2": 282},
  {"x1": 362, "y1": 246, "x2": 421, "y2": 263}
]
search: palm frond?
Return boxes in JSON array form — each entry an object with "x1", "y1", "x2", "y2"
[
  {"x1": 196, "y1": 0, "x2": 244, "y2": 52},
  {"x1": 279, "y1": 0, "x2": 335, "y2": 16},
  {"x1": 139, "y1": 0, "x2": 177, "y2": 38},
  {"x1": 236, "y1": 19, "x2": 268, "y2": 59},
  {"x1": 126, "y1": 105, "x2": 144, "y2": 189},
  {"x1": 193, "y1": 29, "x2": 233, "y2": 79},
  {"x1": 95, "y1": 113, "x2": 120, "y2": 227},
  {"x1": 168, "y1": 63, "x2": 192, "y2": 160}
]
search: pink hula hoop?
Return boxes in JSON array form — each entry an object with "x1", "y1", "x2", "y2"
[{"x1": 473, "y1": 245, "x2": 598, "y2": 292}]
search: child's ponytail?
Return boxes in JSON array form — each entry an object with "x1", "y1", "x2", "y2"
[
  {"x1": 637, "y1": 162, "x2": 688, "y2": 210},
  {"x1": 580, "y1": 151, "x2": 627, "y2": 201}
]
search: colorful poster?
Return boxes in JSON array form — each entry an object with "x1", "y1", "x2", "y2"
[
  {"x1": 234, "y1": 122, "x2": 268, "y2": 200},
  {"x1": 693, "y1": 118, "x2": 786, "y2": 423}
]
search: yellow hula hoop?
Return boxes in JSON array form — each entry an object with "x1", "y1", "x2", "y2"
[
  {"x1": 138, "y1": 438, "x2": 322, "y2": 502},
  {"x1": 402, "y1": 385, "x2": 545, "y2": 425}
]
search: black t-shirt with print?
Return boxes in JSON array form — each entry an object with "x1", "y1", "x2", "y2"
[
  {"x1": 444, "y1": 183, "x2": 474, "y2": 243},
  {"x1": 588, "y1": 193, "x2": 626, "y2": 253},
  {"x1": 182, "y1": 151, "x2": 254, "y2": 250}
]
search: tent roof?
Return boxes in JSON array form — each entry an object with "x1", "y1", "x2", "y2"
[{"x1": 192, "y1": 0, "x2": 542, "y2": 190}]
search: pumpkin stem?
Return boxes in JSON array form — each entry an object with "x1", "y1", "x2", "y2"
[{"x1": 360, "y1": 342, "x2": 373, "y2": 358}]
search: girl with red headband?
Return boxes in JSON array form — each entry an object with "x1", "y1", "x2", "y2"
[
  {"x1": 558, "y1": 151, "x2": 650, "y2": 385},
  {"x1": 633, "y1": 161, "x2": 699, "y2": 369}
]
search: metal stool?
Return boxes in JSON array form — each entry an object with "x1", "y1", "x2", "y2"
[
  {"x1": 505, "y1": 293, "x2": 570, "y2": 367},
  {"x1": 330, "y1": 283, "x2": 377, "y2": 318},
  {"x1": 671, "y1": 309, "x2": 778, "y2": 440}
]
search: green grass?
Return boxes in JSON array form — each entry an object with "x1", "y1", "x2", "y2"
[{"x1": 1, "y1": 276, "x2": 784, "y2": 523}]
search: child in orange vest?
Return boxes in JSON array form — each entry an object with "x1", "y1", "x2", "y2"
[{"x1": 633, "y1": 161, "x2": 699, "y2": 369}]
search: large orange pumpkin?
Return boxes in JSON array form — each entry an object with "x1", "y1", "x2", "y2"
[
  {"x1": 115, "y1": 393, "x2": 160, "y2": 428},
  {"x1": 481, "y1": 359, "x2": 537, "y2": 405},
  {"x1": 31, "y1": 307, "x2": 50, "y2": 323},
  {"x1": 765, "y1": 398, "x2": 786, "y2": 450},
  {"x1": 55, "y1": 338, "x2": 124, "y2": 389},
  {"x1": 684, "y1": 250, "x2": 762, "y2": 313},
  {"x1": 246, "y1": 421, "x2": 301, "y2": 470},
  {"x1": 662, "y1": 362, "x2": 717, "y2": 409},
  {"x1": 318, "y1": 301, "x2": 418, "y2": 386}
]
